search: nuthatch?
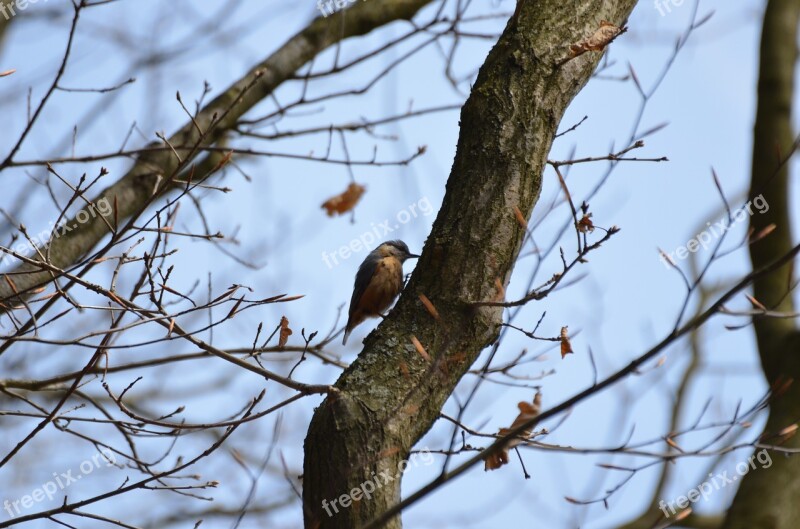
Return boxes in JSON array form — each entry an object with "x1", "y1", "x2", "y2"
[{"x1": 342, "y1": 240, "x2": 419, "y2": 345}]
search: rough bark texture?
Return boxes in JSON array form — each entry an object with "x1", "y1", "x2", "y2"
[
  {"x1": 302, "y1": 2, "x2": 639, "y2": 528},
  {"x1": 0, "y1": 0, "x2": 434, "y2": 308},
  {"x1": 722, "y1": 1, "x2": 800, "y2": 528},
  {"x1": 0, "y1": 4, "x2": 9, "y2": 44}
]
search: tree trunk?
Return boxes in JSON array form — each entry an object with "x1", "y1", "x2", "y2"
[
  {"x1": 723, "y1": 0, "x2": 800, "y2": 527},
  {"x1": 302, "y1": 1, "x2": 639, "y2": 528}
]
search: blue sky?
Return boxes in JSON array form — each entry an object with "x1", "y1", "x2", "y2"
[{"x1": 1, "y1": 0, "x2": 797, "y2": 527}]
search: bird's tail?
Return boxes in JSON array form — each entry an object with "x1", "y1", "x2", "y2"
[{"x1": 342, "y1": 311, "x2": 360, "y2": 345}]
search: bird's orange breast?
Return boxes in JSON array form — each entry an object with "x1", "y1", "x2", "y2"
[{"x1": 358, "y1": 257, "x2": 404, "y2": 315}]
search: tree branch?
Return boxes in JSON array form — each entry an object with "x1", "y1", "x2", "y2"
[{"x1": 0, "y1": 0, "x2": 436, "y2": 310}]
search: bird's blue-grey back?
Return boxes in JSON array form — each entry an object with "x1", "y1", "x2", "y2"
[{"x1": 348, "y1": 247, "x2": 381, "y2": 320}]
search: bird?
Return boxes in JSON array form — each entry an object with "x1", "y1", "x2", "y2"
[{"x1": 342, "y1": 240, "x2": 419, "y2": 345}]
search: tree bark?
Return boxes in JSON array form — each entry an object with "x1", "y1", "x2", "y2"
[
  {"x1": 302, "y1": 2, "x2": 639, "y2": 528},
  {"x1": 0, "y1": 1, "x2": 12, "y2": 44},
  {"x1": 722, "y1": 1, "x2": 800, "y2": 528}
]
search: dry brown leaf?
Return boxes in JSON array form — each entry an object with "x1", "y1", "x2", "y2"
[
  {"x1": 494, "y1": 278, "x2": 506, "y2": 302},
  {"x1": 321, "y1": 183, "x2": 366, "y2": 217},
  {"x1": 568, "y1": 21, "x2": 626, "y2": 59},
  {"x1": 560, "y1": 326, "x2": 573, "y2": 359},
  {"x1": 378, "y1": 446, "x2": 401, "y2": 458},
  {"x1": 419, "y1": 293, "x2": 440, "y2": 321},
  {"x1": 513, "y1": 205, "x2": 528, "y2": 230},
  {"x1": 266, "y1": 294, "x2": 305, "y2": 304},
  {"x1": 484, "y1": 392, "x2": 542, "y2": 471},
  {"x1": 410, "y1": 335, "x2": 431, "y2": 362},
  {"x1": 665, "y1": 437, "x2": 684, "y2": 452},
  {"x1": 777, "y1": 423, "x2": 798, "y2": 440},
  {"x1": 750, "y1": 223, "x2": 776, "y2": 243},
  {"x1": 577, "y1": 213, "x2": 595, "y2": 233},
  {"x1": 399, "y1": 361, "x2": 410, "y2": 379},
  {"x1": 447, "y1": 351, "x2": 468, "y2": 367},
  {"x1": 278, "y1": 316, "x2": 292, "y2": 348},
  {"x1": 746, "y1": 294, "x2": 767, "y2": 311}
]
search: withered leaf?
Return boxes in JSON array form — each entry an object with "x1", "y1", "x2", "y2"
[
  {"x1": 560, "y1": 326, "x2": 573, "y2": 359},
  {"x1": 410, "y1": 335, "x2": 431, "y2": 362},
  {"x1": 665, "y1": 436, "x2": 684, "y2": 452},
  {"x1": 777, "y1": 423, "x2": 798, "y2": 441},
  {"x1": 378, "y1": 446, "x2": 401, "y2": 458},
  {"x1": 419, "y1": 293, "x2": 440, "y2": 321},
  {"x1": 577, "y1": 213, "x2": 594, "y2": 233},
  {"x1": 494, "y1": 278, "x2": 506, "y2": 303},
  {"x1": 568, "y1": 21, "x2": 626, "y2": 59},
  {"x1": 746, "y1": 294, "x2": 767, "y2": 311},
  {"x1": 321, "y1": 183, "x2": 366, "y2": 217},
  {"x1": 278, "y1": 316, "x2": 292, "y2": 348},
  {"x1": 513, "y1": 205, "x2": 528, "y2": 230},
  {"x1": 750, "y1": 223, "x2": 776, "y2": 244},
  {"x1": 484, "y1": 392, "x2": 542, "y2": 471},
  {"x1": 399, "y1": 361, "x2": 410, "y2": 379}
]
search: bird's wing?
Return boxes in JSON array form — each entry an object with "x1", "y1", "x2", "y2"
[{"x1": 347, "y1": 253, "x2": 380, "y2": 322}]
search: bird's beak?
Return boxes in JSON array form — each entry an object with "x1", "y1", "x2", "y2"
[{"x1": 406, "y1": 253, "x2": 420, "y2": 259}]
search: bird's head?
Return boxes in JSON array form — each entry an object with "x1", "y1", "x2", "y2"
[{"x1": 377, "y1": 240, "x2": 419, "y2": 262}]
